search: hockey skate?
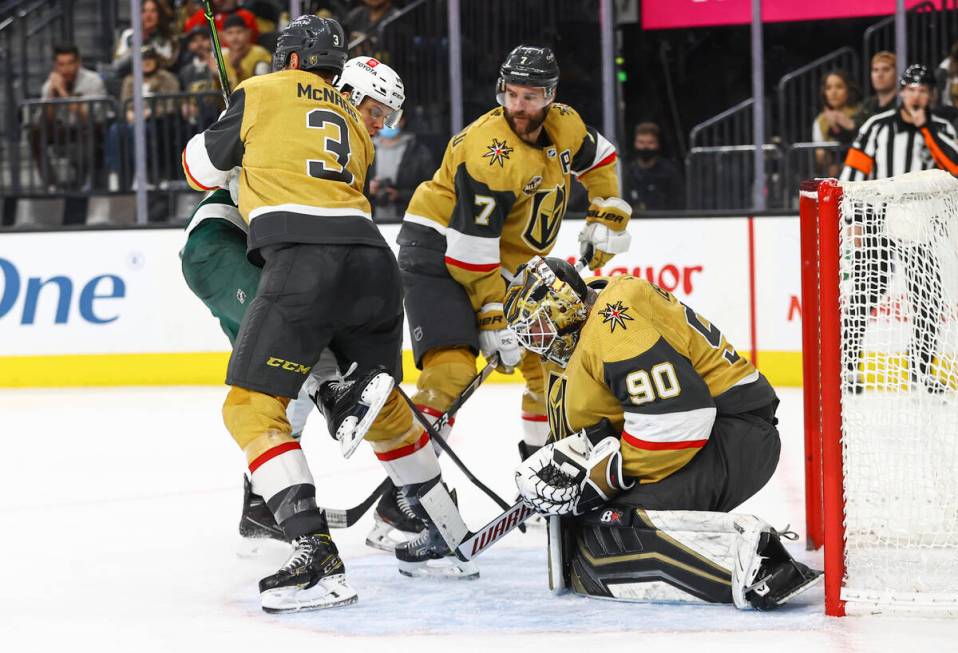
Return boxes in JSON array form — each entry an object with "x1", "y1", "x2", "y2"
[
  {"x1": 735, "y1": 528, "x2": 823, "y2": 610},
  {"x1": 365, "y1": 480, "x2": 426, "y2": 553},
  {"x1": 259, "y1": 532, "x2": 358, "y2": 613},
  {"x1": 237, "y1": 475, "x2": 287, "y2": 557},
  {"x1": 394, "y1": 481, "x2": 479, "y2": 579},
  {"x1": 314, "y1": 363, "x2": 395, "y2": 458}
]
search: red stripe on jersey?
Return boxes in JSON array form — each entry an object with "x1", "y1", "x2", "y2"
[
  {"x1": 581, "y1": 151, "x2": 617, "y2": 175},
  {"x1": 417, "y1": 404, "x2": 455, "y2": 427},
  {"x1": 522, "y1": 413, "x2": 548, "y2": 422},
  {"x1": 376, "y1": 430, "x2": 430, "y2": 461},
  {"x1": 248, "y1": 441, "x2": 302, "y2": 473},
  {"x1": 182, "y1": 149, "x2": 215, "y2": 191},
  {"x1": 444, "y1": 256, "x2": 499, "y2": 273},
  {"x1": 622, "y1": 431, "x2": 707, "y2": 451}
]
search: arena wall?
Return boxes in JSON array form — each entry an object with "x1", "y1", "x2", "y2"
[{"x1": 0, "y1": 217, "x2": 805, "y2": 387}]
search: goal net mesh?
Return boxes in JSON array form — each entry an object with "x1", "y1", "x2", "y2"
[{"x1": 835, "y1": 169, "x2": 958, "y2": 613}]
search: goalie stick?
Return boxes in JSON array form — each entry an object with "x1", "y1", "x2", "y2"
[{"x1": 322, "y1": 356, "x2": 501, "y2": 528}]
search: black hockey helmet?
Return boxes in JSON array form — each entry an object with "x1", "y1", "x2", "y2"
[
  {"x1": 497, "y1": 45, "x2": 559, "y2": 100},
  {"x1": 272, "y1": 15, "x2": 347, "y2": 75},
  {"x1": 899, "y1": 63, "x2": 935, "y2": 88}
]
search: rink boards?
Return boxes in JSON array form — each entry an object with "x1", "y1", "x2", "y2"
[{"x1": 0, "y1": 215, "x2": 806, "y2": 387}]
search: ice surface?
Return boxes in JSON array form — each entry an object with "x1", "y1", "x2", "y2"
[{"x1": 1, "y1": 385, "x2": 956, "y2": 652}]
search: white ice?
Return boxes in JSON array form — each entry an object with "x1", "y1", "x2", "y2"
[{"x1": 1, "y1": 385, "x2": 956, "y2": 653}]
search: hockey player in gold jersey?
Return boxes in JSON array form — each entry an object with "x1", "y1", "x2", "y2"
[
  {"x1": 399, "y1": 45, "x2": 632, "y2": 456},
  {"x1": 182, "y1": 16, "x2": 476, "y2": 614},
  {"x1": 503, "y1": 257, "x2": 822, "y2": 610},
  {"x1": 179, "y1": 55, "x2": 424, "y2": 556}
]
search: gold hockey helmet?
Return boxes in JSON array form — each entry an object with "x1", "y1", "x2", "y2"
[{"x1": 504, "y1": 256, "x2": 590, "y2": 367}]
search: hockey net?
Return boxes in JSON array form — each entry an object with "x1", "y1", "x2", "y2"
[{"x1": 800, "y1": 169, "x2": 958, "y2": 617}]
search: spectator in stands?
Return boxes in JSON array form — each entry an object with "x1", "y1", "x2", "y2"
[
  {"x1": 623, "y1": 122, "x2": 684, "y2": 211},
  {"x1": 345, "y1": 0, "x2": 401, "y2": 60},
  {"x1": 310, "y1": 0, "x2": 350, "y2": 21},
  {"x1": 183, "y1": 0, "x2": 259, "y2": 44},
  {"x1": 114, "y1": 0, "x2": 179, "y2": 75},
  {"x1": 179, "y1": 26, "x2": 234, "y2": 125},
  {"x1": 31, "y1": 44, "x2": 107, "y2": 190},
  {"x1": 106, "y1": 47, "x2": 182, "y2": 189},
  {"x1": 811, "y1": 70, "x2": 861, "y2": 177},
  {"x1": 369, "y1": 115, "x2": 435, "y2": 221},
  {"x1": 222, "y1": 14, "x2": 272, "y2": 83},
  {"x1": 858, "y1": 51, "x2": 898, "y2": 124},
  {"x1": 243, "y1": 1, "x2": 281, "y2": 35},
  {"x1": 934, "y1": 43, "x2": 958, "y2": 128}
]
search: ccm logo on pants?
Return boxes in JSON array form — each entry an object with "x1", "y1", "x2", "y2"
[{"x1": 266, "y1": 357, "x2": 312, "y2": 374}]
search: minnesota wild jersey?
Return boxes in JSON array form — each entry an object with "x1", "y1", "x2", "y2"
[
  {"x1": 547, "y1": 277, "x2": 776, "y2": 484},
  {"x1": 182, "y1": 68, "x2": 383, "y2": 259},
  {"x1": 403, "y1": 104, "x2": 619, "y2": 312}
]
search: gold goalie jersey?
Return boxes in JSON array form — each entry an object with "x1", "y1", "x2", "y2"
[
  {"x1": 547, "y1": 277, "x2": 777, "y2": 484},
  {"x1": 403, "y1": 104, "x2": 620, "y2": 311},
  {"x1": 182, "y1": 69, "x2": 383, "y2": 260}
]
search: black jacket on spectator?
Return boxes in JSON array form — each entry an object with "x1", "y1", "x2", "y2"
[
  {"x1": 856, "y1": 95, "x2": 897, "y2": 127},
  {"x1": 371, "y1": 134, "x2": 435, "y2": 221},
  {"x1": 625, "y1": 156, "x2": 685, "y2": 211}
]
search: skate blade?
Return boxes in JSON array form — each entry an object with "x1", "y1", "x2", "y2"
[
  {"x1": 774, "y1": 569, "x2": 824, "y2": 607},
  {"x1": 397, "y1": 557, "x2": 480, "y2": 580},
  {"x1": 236, "y1": 535, "x2": 289, "y2": 559},
  {"x1": 365, "y1": 518, "x2": 417, "y2": 554},
  {"x1": 339, "y1": 373, "x2": 395, "y2": 459},
  {"x1": 260, "y1": 574, "x2": 359, "y2": 613}
]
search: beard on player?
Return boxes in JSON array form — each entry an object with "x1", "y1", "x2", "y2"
[{"x1": 504, "y1": 104, "x2": 549, "y2": 139}]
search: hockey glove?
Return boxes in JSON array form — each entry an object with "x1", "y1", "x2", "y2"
[
  {"x1": 477, "y1": 302, "x2": 521, "y2": 372},
  {"x1": 515, "y1": 421, "x2": 633, "y2": 516},
  {"x1": 579, "y1": 197, "x2": 632, "y2": 270}
]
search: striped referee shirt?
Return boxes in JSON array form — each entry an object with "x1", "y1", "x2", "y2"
[{"x1": 840, "y1": 108, "x2": 958, "y2": 181}]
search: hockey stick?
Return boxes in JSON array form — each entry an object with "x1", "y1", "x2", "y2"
[
  {"x1": 396, "y1": 384, "x2": 528, "y2": 533},
  {"x1": 322, "y1": 357, "x2": 500, "y2": 528},
  {"x1": 202, "y1": 0, "x2": 232, "y2": 105},
  {"x1": 323, "y1": 477, "x2": 391, "y2": 529}
]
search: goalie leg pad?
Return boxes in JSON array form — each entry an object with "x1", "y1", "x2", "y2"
[{"x1": 569, "y1": 508, "x2": 734, "y2": 604}]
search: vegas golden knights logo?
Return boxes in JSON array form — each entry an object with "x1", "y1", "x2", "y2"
[
  {"x1": 546, "y1": 372, "x2": 572, "y2": 443},
  {"x1": 523, "y1": 184, "x2": 567, "y2": 251}
]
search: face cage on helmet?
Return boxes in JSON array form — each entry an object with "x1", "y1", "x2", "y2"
[{"x1": 511, "y1": 304, "x2": 558, "y2": 355}]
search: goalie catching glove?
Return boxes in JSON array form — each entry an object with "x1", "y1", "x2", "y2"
[
  {"x1": 477, "y1": 302, "x2": 521, "y2": 372},
  {"x1": 515, "y1": 419, "x2": 633, "y2": 515},
  {"x1": 579, "y1": 197, "x2": 632, "y2": 270}
]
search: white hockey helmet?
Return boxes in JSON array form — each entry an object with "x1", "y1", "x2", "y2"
[{"x1": 337, "y1": 57, "x2": 405, "y2": 128}]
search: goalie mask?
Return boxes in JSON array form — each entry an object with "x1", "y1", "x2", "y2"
[
  {"x1": 504, "y1": 256, "x2": 590, "y2": 367},
  {"x1": 496, "y1": 45, "x2": 559, "y2": 108},
  {"x1": 337, "y1": 57, "x2": 405, "y2": 128}
]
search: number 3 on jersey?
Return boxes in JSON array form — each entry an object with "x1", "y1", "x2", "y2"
[{"x1": 306, "y1": 109, "x2": 353, "y2": 184}]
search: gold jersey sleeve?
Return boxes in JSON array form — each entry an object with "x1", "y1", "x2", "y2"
[
  {"x1": 183, "y1": 69, "x2": 383, "y2": 260},
  {"x1": 547, "y1": 276, "x2": 776, "y2": 484},
  {"x1": 403, "y1": 104, "x2": 620, "y2": 313}
]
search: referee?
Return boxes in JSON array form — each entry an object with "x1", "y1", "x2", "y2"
[{"x1": 840, "y1": 64, "x2": 957, "y2": 394}]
